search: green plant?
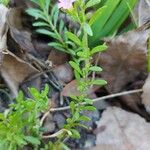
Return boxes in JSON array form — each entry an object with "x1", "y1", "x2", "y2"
[
  {"x1": 0, "y1": 0, "x2": 9, "y2": 6},
  {"x1": 0, "y1": 85, "x2": 49, "y2": 150},
  {"x1": 27, "y1": 0, "x2": 107, "y2": 149},
  {"x1": 26, "y1": 0, "x2": 78, "y2": 56},
  {"x1": 89, "y1": 0, "x2": 137, "y2": 47},
  {"x1": 0, "y1": 0, "x2": 108, "y2": 149}
]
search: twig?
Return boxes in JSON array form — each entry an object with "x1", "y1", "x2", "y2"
[
  {"x1": 41, "y1": 89, "x2": 143, "y2": 139},
  {"x1": 41, "y1": 89, "x2": 143, "y2": 123},
  {"x1": 50, "y1": 89, "x2": 143, "y2": 112},
  {"x1": 42, "y1": 129, "x2": 69, "y2": 139},
  {"x1": 40, "y1": 111, "x2": 50, "y2": 126}
]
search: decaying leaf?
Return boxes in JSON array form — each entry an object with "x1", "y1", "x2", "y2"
[
  {"x1": 98, "y1": 24, "x2": 150, "y2": 93},
  {"x1": 0, "y1": 51, "x2": 39, "y2": 97},
  {"x1": 141, "y1": 74, "x2": 150, "y2": 113},
  {"x1": 92, "y1": 107, "x2": 150, "y2": 150},
  {"x1": 138, "y1": 0, "x2": 150, "y2": 26},
  {"x1": 0, "y1": 4, "x2": 9, "y2": 65},
  {"x1": 7, "y1": 8, "x2": 39, "y2": 56}
]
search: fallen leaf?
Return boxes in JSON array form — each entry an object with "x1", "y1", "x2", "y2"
[
  {"x1": 10, "y1": 0, "x2": 36, "y2": 8},
  {"x1": 7, "y1": 8, "x2": 39, "y2": 56},
  {"x1": 92, "y1": 107, "x2": 150, "y2": 150},
  {"x1": 0, "y1": 51, "x2": 39, "y2": 97},
  {"x1": 0, "y1": 4, "x2": 9, "y2": 65},
  {"x1": 138, "y1": 0, "x2": 150, "y2": 26},
  {"x1": 98, "y1": 24, "x2": 150, "y2": 93},
  {"x1": 141, "y1": 74, "x2": 150, "y2": 113}
]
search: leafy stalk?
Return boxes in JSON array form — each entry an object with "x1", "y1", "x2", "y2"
[
  {"x1": 27, "y1": 0, "x2": 107, "y2": 149},
  {"x1": 26, "y1": 0, "x2": 78, "y2": 56}
]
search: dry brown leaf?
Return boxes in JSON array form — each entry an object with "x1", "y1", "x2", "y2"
[
  {"x1": 138, "y1": 0, "x2": 150, "y2": 26},
  {"x1": 0, "y1": 4, "x2": 9, "y2": 65},
  {"x1": 91, "y1": 107, "x2": 150, "y2": 150},
  {"x1": 7, "y1": 8, "x2": 39, "y2": 56},
  {"x1": 10, "y1": 0, "x2": 36, "y2": 8},
  {"x1": 0, "y1": 51, "x2": 39, "y2": 97},
  {"x1": 141, "y1": 74, "x2": 150, "y2": 113},
  {"x1": 98, "y1": 24, "x2": 150, "y2": 93}
]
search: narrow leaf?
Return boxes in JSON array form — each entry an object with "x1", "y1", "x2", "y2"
[
  {"x1": 91, "y1": 44, "x2": 107, "y2": 54},
  {"x1": 66, "y1": 32, "x2": 81, "y2": 46},
  {"x1": 86, "y1": 0, "x2": 101, "y2": 8}
]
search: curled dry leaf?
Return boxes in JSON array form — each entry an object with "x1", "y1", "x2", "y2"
[
  {"x1": 98, "y1": 24, "x2": 150, "y2": 93},
  {"x1": 142, "y1": 74, "x2": 150, "y2": 113},
  {"x1": 91, "y1": 107, "x2": 150, "y2": 150},
  {"x1": 0, "y1": 51, "x2": 39, "y2": 97},
  {"x1": 0, "y1": 4, "x2": 9, "y2": 65},
  {"x1": 7, "y1": 8, "x2": 38, "y2": 56}
]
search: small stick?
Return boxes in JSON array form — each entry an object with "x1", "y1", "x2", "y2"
[
  {"x1": 50, "y1": 89, "x2": 143, "y2": 112},
  {"x1": 41, "y1": 89, "x2": 143, "y2": 139}
]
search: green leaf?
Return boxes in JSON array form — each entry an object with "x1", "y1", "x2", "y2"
[
  {"x1": 16, "y1": 91, "x2": 24, "y2": 103},
  {"x1": 70, "y1": 129, "x2": 81, "y2": 139},
  {"x1": 24, "y1": 136, "x2": 41, "y2": 145},
  {"x1": 48, "y1": 42, "x2": 63, "y2": 48},
  {"x1": 66, "y1": 118, "x2": 73, "y2": 124},
  {"x1": 77, "y1": 51, "x2": 90, "y2": 58},
  {"x1": 48, "y1": 43, "x2": 68, "y2": 53},
  {"x1": 82, "y1": 106, "x2": 96, "y2": 111},
  {"x1": 69, "y1": 61, "x2": 82, "y2": 75},
  {"x1": 26, "y1": 8, "x2": 46, "y2": 20},
  {"x1": 89, "y1": 66, "x2": 103, "y2": 72},
  {"x1": 89, "y1": 6, "x2": 107, "y2": 26},
  {"x1": 0, "y1": 114, "x2": 5, "y2": 120},
  {"x1": 85, "y1": 98, "x2": 93, "y2": 105},
  {"x1": 91, "y1": 44, "x2": 107, "y2": 54},
  {"x1": 92, "y1": 79, "x2": 107, "y2": 85},
  {"x1": 36, "y1": 29, "x2": 58, "y2": 39},
  {"x1": 70, "y1": 101, "x2": 76, "y2": 114},
  {"x1": 0, "y1": 0, "x2": 9, "y2": 6},
  {"x1": 66, "y1": 32, "x2": 81, "y2": 46},
  {"x1": 29, "y1": 87, "x2": 40, "y2": 99},
  {"x1": 41, "y1": 84, "x2": 49, "y2": 97},
  {"x1": 83, "y1": 23, "x2": 93, "y2": 36},
  {"x1": 89, "y1": 0, "x2": 137, "y2": 47},
  {"x1": 78, "y1": 116, "x2": 91, "y2": 121},
  {"x1": 74, "y1": 70, "x2": 81, "y2": 81},
  {"x1": 53, "y1": 5, "x2": 59, "y2": 27},
  {"x1": 74, "y1": 111, "x2": 80, "y2": 120},
  {"x1": 45, "y1": 0, "x2": 51, "y2": 12},
  {"x1": 33, "y1": 21, "x2": 49, "y2": 27},
  {"x1": 59, "y1": 20, "x2": 65, "y2": 33},
  {"x1": 86, "y1": 0, "x2": 101, "y2": 8},
  {"x1": 61, "y1": 143, "x2": 70, "y2": 150}
]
